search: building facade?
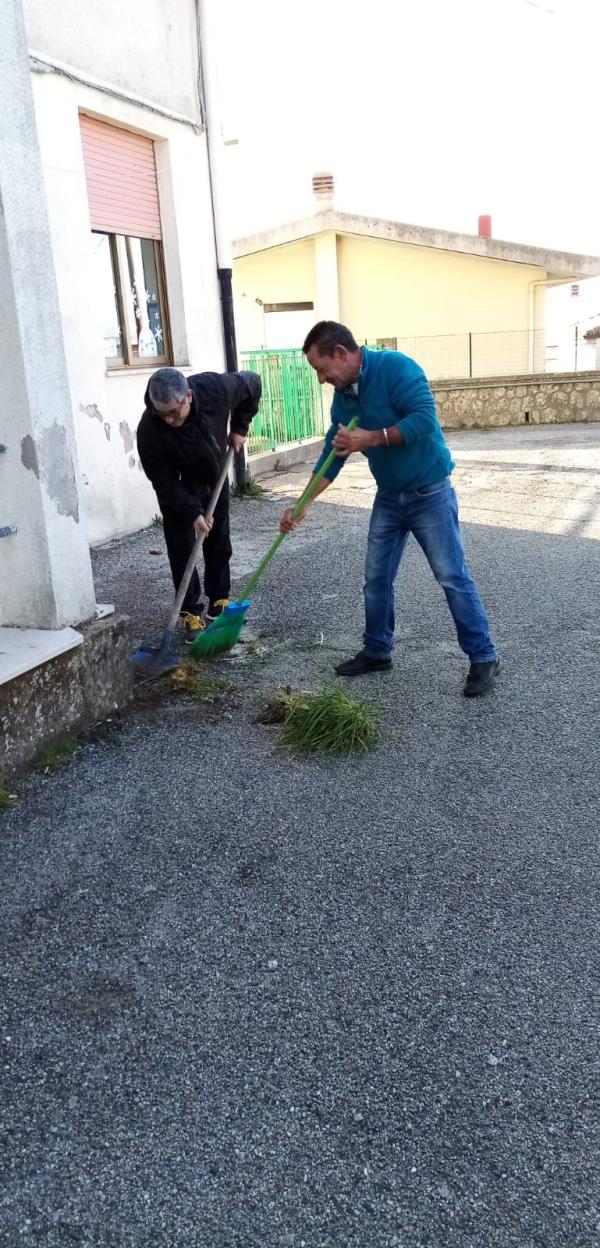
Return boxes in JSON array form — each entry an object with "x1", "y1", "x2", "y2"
[{"x1": 21, "y1": 0, "x2": 225, "y2": 544}]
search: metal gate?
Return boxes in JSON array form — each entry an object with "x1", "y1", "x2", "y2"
[{"x1": 241, "y1": 349, "x2": 325, "y2": 455}]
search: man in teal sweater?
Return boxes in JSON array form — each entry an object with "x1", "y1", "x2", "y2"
[{"x1": 281, "y1": 321, "x2": 500, "y2": 697}]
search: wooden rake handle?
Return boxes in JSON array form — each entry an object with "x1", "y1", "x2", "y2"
[{"x1": 166, "y1": 448, "x2": 235, "y2": 631}]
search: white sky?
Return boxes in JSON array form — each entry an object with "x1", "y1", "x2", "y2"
[{"x1": 216, "y1": 0, "x2": 600, "y2": 255}]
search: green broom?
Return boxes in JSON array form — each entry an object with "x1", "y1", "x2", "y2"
[{"x1": 188, "y1": 416, "x2": 359, "y2": 660}]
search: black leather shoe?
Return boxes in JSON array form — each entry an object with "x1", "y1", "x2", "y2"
[
  {"x1": 464, "y1": 658, "x2": 502, "y2": 697},
  {"x1": 335, "y1": 649, "x2": 393, "y2": 677}
]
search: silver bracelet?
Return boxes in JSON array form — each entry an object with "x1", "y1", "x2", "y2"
[{"x1": 382, "y1": 427, "x2": 389, "y2": 447}]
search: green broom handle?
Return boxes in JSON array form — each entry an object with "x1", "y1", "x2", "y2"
[{"x1": 240, "y1": 416, "x2": 359, "y2": 600}]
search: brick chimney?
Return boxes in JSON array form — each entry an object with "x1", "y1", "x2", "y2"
[
  {"x1": 478, "y1": 214, "x2": 492, "y2": 239},
  {"x1": 313, "y1": 172, "x2": 334, "y2": 206}
]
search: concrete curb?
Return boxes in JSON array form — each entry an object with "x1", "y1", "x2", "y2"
[
  {"x1": 248, "y1": 436, "x2": 324, "y2": 479},
  {"x1": 0, "y1": 613, "x2": 132, "y2": 772}
]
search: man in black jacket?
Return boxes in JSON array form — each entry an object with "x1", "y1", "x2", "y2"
[{"x1": 137, "y1": 366, "x2": 261, "y2": 641}]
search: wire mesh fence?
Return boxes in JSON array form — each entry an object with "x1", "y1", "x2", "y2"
[
  {"x1": 367, "y1": 328, "x2": 599, "y2": 381},
  {"x1": 242, "y1": 331, "x2": 600, "y2": 455}
]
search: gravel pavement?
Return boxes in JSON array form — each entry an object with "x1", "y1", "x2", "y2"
[{"x1": 2, "y1": 422, "x2": 600, "y2": 1248}]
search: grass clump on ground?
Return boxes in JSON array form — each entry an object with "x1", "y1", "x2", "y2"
[
  {"x1": 32, "y1": 735, "x2": 78, "y2": 774},
  {"x1": 170, "y1": 663, "x2": 230, "y2": 701},
  {"x1": 0, "y1": 776, "x2": 18, "y2": 808},
  {"x1": 257, "y1": 685, "x2": 381, "y2": 756},
  {"x1": 231, "y1": 473, "x2": 265, "y2": 501}
]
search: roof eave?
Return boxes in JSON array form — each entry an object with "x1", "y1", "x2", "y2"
[{"x1": 233, "y1": 209, "x2": 600, "y2": 279}]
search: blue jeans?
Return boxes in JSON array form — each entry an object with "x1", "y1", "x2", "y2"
[{"x1": 363, "y1": 479, "x2": 497, "y2": 663}]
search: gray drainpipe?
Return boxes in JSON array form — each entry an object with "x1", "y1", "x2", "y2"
[{"x1": 196, "y1": 0, "x2": 246, "y2": 487}]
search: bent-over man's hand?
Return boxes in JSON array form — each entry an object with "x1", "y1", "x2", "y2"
[
  {"x1": 194, "y1": 513, "x2": 214, "y2": 537},
  {"x1": 229, "y1": 432, "x2": 246, "y2": 454}
]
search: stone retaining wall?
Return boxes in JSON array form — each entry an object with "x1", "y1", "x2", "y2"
[{"x1": 433, "y1": 371, "x2": 600, "y2": 430}]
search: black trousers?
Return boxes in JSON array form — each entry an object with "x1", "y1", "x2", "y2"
[{"x1": 161, "y1": 481, "x2": 232, "y2": 613}]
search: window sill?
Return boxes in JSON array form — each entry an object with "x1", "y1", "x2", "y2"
[{"x1": 105, "y1": 362, "x2": 190, "y2": 377}]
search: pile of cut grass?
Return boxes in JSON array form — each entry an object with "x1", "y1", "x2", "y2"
[
  {"x1": 170, "y1": 662, "x2": 229, "y2": 702},
  {"x1": 0, "y1": 776, "x2": 18, "y2": 808},
  {"x1": 258, "y1": 685, "x2": 380, "y2": 756}
]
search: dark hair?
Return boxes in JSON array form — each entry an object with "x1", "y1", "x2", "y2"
[
  {"x1": 302, "y1": 321, "x2": 359, "y2": 356},
  {"x1": 148, "y1": 367, "x2": 188, "y2": 406}
]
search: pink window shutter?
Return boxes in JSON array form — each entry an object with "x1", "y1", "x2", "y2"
[{"x1": 79, "y1": 115, "x2": 162, "y2": 240}]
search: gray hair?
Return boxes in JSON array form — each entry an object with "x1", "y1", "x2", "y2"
[{"x1": 148, "y1": 367, "x2": 188, "y2": 407}]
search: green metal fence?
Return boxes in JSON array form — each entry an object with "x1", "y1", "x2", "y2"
[{"x1": 241, "y1": 348, "x2": 325, "y2": 455}]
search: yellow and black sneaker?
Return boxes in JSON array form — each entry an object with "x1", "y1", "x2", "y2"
[
  {"x1": 206, "y1": 598, "x2": 230, "y2": 622},
  {"x1": 180, "y1": 612, "x2": 206, "y2": 644}
]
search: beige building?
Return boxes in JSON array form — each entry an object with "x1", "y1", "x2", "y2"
[{"x1": 233, "y1": 200, "x2": 600, "y2": 379}]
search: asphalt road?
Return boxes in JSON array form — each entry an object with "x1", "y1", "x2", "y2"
[{"x1": 2, "y1": 423, "x2": 600, "y2": 1248}]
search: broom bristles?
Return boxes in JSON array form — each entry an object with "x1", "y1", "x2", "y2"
[{"x1": 188, "y1": 600, "x2": 250, "y2": 660}]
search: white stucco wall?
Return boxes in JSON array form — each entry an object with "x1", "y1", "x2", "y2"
[
  {"x1": 22, "y1": 0, "x2": 201, "y2": 122},
  {"x1": 28, "y1": 68, "x2": 224, "y2": 544},
  {"x1": 0, "y1": 0, "x2": 96, "y2": 628}
]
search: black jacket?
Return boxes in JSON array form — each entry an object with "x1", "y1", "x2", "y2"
[{"x1": 137, "y1": 371, "x2": 261, "y2": 522}]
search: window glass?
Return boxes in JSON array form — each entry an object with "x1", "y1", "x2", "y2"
[{"x1": 91, "y1": 232, "x2": 123, "y2": 362}]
